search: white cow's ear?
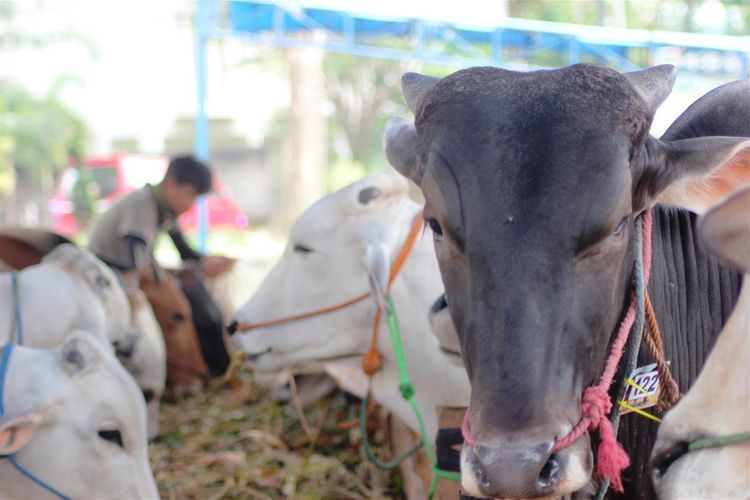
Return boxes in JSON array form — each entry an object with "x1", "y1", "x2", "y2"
[
  {"x1": 363, "y1": 244, "x2": 390, "y2": 309},
  {"x1": 61, "y1": 335, "x2": 99, "y2": 376},
  {"x1": 698, "y1": 185, "x2": 750, "y2": 272},
  {"x1": 42, "y1": 243, "x2": 82, "y2": 270},
  {"x1": 0, "y1": 410, "x2": 49, "y2": 455}
]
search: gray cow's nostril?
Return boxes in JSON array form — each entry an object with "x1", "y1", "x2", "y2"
[{"x1": 537, "y1": 453, "x2": 561, "y2": 490}]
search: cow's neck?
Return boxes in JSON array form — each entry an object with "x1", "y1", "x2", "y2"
[
  {"x1": 369, "y1": 233, "x2": 471, "y2": 440},
  {"x1": 617, "y1": 205, "x2": 743, "y2": 498}
]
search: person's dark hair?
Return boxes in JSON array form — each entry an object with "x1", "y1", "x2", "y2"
[{"x1": 165, "y1": 155, "x2": 212, "y2": 194}]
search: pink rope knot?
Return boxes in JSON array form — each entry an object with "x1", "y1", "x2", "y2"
[
  {"x1": 581, "y1": 386, "x2": 611, "y2": 429},
  {"x1": 581, "y1": 386, "x2": 630, "y2": 492}
]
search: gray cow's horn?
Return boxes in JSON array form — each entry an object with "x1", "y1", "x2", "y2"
[
  {"x1": 624, "y1": 65, "x2": 676, "y2": 115},
  {"x1": 384, "y1": 117, "x2": 424, "y2": 184},
  {"x1": 402, "y1": 72, "x2": 440, "y2": 114}
]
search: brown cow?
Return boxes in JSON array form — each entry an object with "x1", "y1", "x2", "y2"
[{"x1": 140, "y1": 268, "x2": 208, "y2": 396}]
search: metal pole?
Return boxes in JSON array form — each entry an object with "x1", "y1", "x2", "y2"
[{"x1": 194, "y1": 0, "x2": 210, "y2": 253}]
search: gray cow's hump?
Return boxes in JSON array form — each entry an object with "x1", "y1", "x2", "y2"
[{"x1": 417, "y1": 64, "x2": 650, "y2": 128}]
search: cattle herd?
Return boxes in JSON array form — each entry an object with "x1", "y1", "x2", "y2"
[{"x1": 0, "y1": 63, "x2": 748, "y2": 499}]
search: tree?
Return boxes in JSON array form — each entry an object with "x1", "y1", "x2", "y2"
[
  {"x1": 0, "y1": 80, "x2": 88, "y2": 224},
  {"x1": 277, "y1": 45, "x2": 328, "y2": 230}
]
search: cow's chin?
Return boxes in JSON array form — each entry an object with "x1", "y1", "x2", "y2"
[{"x1": 459, "y1": 437, "x2": 593, "y2": 499}]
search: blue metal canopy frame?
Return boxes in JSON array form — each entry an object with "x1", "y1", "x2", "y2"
[{"x1": 194, "y1": 0, "x2": 749, "y2": 248}]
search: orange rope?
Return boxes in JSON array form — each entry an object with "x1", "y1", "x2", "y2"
[
  {"x1": 643, "y1": 292, "x2": 682, "y2": 411},
  {"x1": 363, "y1": 212, "x2": 424, "y2": 375},
  {"x1": 233, "y1": 293, "x2": 370, "y2": 332},
  {"x1": 233, "y1": 211, "x2": 425, "y2": 378}
]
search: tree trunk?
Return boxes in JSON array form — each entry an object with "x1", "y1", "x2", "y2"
[{"x1": 278, "y1": 45, "x2": 327, "y2": 231}]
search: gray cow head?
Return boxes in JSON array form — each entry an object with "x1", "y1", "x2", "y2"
[{"x1": 385, "y1": 64, "x2": 749, "y2": 498}]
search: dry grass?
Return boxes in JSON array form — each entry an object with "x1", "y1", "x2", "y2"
[{"x1": 150, "y1": 369, "x2": 403, "y2": 500}]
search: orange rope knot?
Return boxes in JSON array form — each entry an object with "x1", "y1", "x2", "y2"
[{"x1": 362, "y1": 348, "x2": 383, "y2": 376}]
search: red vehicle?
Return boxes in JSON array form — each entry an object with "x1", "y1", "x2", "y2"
[{"x1": 49, "y1": 154, "x2": 248, "y2": 236}]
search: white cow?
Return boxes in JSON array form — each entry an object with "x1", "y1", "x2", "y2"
[
  {"x1": 0, "y1": 333, "x2": 159, "y2": 499},
  {"x1": 0, "y1": 244, "x2": 165, "y2": 439},
  {"x1": 232, "y1": 173, "x2": 470, "y2": 443},
  {"x1": 118, "y1": 280, "x2": 167, "y2": 441},
  {"x1": 652, "y1": 186, "x2": 750, "y2": 498},
  {"x1": 0, "y1": 244, "x2": 130, "y2": 348}
]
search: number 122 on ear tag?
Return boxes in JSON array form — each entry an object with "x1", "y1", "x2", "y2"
[{"x1": 620, "y1": 362, "x2": 669, "y2": 413}]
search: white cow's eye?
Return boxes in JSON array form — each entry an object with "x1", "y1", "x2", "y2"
[
  {"x1": 426, "y1": 218, "x2": 444, "y2": 242},
  {"x1": 293, "y1": 244, "x2": 313, "y2": 254},
  {"x1": 98, "y1": 429, "x2": 124, "y2": 448}
]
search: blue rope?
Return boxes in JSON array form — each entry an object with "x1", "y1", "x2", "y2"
[
  {"x1": 0, "y1": 344, "x2": 70, "y2": 500},
  {"x1": 0, "y1": 343, "x2": 11, "y2": 415},
  {"x1": 7, "y1": 456, "x2": 72, "y2": 500},
  {"x1": 11, "y1": 273, "x2": 23, "y2": 345}
]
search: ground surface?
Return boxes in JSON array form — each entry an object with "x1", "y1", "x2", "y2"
[
  {"x1": 150, "y1": 371, "x2": 402, "y2": 499},
  {"x1": 147, "y1": 228, "x2": 401, "y2": 499}
]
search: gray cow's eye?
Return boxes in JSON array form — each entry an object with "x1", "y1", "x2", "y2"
[
  {"x1": 294, "y1": 244, "x2": 313, "y2": 254},
  {"x1": 426, "y1": 218, "x2": 444, "y2": 242}
]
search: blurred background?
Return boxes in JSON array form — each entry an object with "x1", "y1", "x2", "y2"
[
  {"x1": 0, "y1": 0, "x2": 747, "y2": 291},
  {"x1": 1, "y1": 2, "x2": 747, "y2": 497}
]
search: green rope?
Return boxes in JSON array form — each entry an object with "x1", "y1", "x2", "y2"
[
  {"x1": 358, "y1": 295, "x2": 462, "y2": 497},
  {"x1": 358, "y1": 390, "x2": 423, "y2": 469},
  {"x1": 688, "y1": 432, "x2": 750, "y2": 452}
]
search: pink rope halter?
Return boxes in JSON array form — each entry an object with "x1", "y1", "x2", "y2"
[{"x1": 462, "y1": 210, "x2": 654, "y2": 493}]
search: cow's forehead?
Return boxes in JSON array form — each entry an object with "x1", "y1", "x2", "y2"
[
  {"x1": 417, "y1": 66, "x2": 651, "y2": 164},
  {"x1": 416, "y1": 66, "x2": 646, "y2": 223},
  {"x1": 12, "y1": 342, "x2": 145, "y2": 427}
]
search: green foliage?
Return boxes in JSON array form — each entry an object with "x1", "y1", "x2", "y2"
[
  {"x1": 508, "y1": 0, "x2": 748, "y2": 34},
  {"x1": 326, "y1": 159, "x2": 368, "y2": 192},
  {"x1": 0, "y1": 79, "x2": 88, "y2": 183},
  {"x1": 324, "y1": 53, "x2": 408, "y2": 169}
]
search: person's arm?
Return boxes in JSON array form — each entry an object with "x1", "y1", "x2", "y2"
[
  {"x1": 123, "y1": 234, "x2": 149, "y2": 270},
  {"x1": 168, "y1": 226, "x2": 202, "y2": 261}
]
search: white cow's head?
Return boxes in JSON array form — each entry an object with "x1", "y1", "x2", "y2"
[
  {"x1": 232, "y1": 173, "x2": 420, "y2": 372},
  {"x1": 651, "y1": 185, "x2": 750, "y2": 498},
  {"x1": 43, "y1": 244, "x2": 131, "y2": 346},
  {"x1": 0, "y1": 333, "x2": 159, "y2": 499}
]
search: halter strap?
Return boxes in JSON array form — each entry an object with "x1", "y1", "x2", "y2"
[
  {"x1": 232, "y1": 211, "x2": 424, "y2": 376},
  {"x1": 0, "y1": 343, "x2": 11, "y2": 415},
  {"x1": 10, "y1": 273, "x2": 23, "y2": 345},
  {"x1": 231, "y1": 211, "x2": 424, "y2": 333},
  {"x1": 0, "y1": 343, "x2": 71, "y2": 500}
]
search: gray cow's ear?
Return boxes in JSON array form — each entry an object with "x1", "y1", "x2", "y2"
[
  {"x1": 402, "y1": 72, "x2": 440, "y2": 115},
  {"x1": 633, "y1": 135, "x2": 750, "y2": 213},
  {"x1": 384, "y1": 117, "x2": 424, "y2": 185},
  {"x1": 624, "y1": 65, "x2": 676, "y2": 115},
  {"x1": 698, "y1": 185, "x2": 750, "y2": 272}
]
